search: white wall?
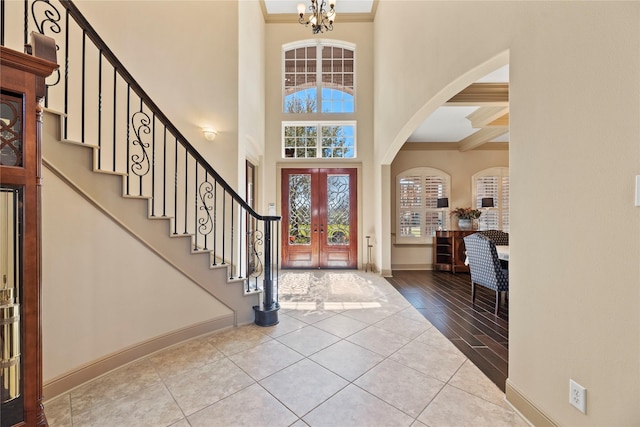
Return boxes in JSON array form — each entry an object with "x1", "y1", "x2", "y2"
[
  {"x1": 374, "y1": 1, "x2": 640, "y2": 424},
  {"x1": 41, "y1": 168, "x2": 231, "y2": 381}
]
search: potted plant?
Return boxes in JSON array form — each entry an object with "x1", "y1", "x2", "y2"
[{"x1": 451, "y1": 207, "x2": 482, "y2": 230}]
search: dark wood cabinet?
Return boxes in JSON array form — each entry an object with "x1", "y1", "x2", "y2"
[{"x1": 433, "y1": 230, "x2": 474, "y2": 273}]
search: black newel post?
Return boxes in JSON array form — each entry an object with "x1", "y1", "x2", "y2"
[{"x1": 253, "y1": 219, "x2": 279, "y2": 326}]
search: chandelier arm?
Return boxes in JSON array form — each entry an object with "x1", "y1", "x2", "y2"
[{"x1": 298, "y1": 0, "x2": 335, "y2": 34}]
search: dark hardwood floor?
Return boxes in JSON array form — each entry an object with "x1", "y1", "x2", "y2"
[{"x1": 386, "y1": 270, "x2": 509, "y2": 392}]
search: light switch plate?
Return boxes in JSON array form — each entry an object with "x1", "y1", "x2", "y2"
[{"x1": 636, "y1": 176, "x2": 640, "y2": 206}]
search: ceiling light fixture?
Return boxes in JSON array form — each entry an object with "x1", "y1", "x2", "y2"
[{"x1": 297, "y1": 0, "x2": 336, "y2": 34}]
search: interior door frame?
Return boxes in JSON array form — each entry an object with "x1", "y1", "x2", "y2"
[{"x1": 281, "y1": 167, "x2": 358, "y2": 269}]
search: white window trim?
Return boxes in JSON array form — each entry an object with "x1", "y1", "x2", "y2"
[
  {"x1": 282, "y1": 121, "x2": 357, "y2": 159},
  {"x1": 472, "y1": 166, "x2": 509, "y2": 232},
  {"x1": 282, "y1": 39, "x2": 357, "y2": 114},
  {"x1": 396, "y1": 167, "x2": 451, "y2": 244}
]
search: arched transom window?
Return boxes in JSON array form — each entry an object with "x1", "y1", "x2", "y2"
[{"x1": 283, "y1": 40, "x2": 355, "y2": 113}]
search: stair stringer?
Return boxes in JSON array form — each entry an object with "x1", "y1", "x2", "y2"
[{"x1": 42, "y1": 110, "x2": 260, "y2": 326}]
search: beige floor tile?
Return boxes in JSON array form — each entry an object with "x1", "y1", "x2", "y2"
[
  {"x1": 50, "y1": 271, "x2": 525, "y2": 426},
  {"x1": 340, "y1": 305, "x2": 399, "y2": 324},
  {"x1": 390, "y1": 339, "x2": 467, "y2": 383},
  {"x1": 374, "y1": 312, "x2": 433, "y2": 339},
  {"x1": 206, "y1": 324, "x2": 273, "y2": 356},
  {"x1": 164, "y1": 357, "x2": 254, "y2": 416},
  {"x1": 396, "y1": 306, "x2": 434, "y2": 324},
  {"x1": 228, "y1": 339, "x2": 304, "y2": 380},
  {"x1": 275, "y1": 325, "x2": 341, "y2": 356},
  {"x1": 168, "y1": 419, "x2": 190, "y2": 427},
  {"x1": 261, "y1": 312, "x2": 308, "y2": 338},
  {"x1": 417, "y1": 385, "x2": 529, "y2": 427},
  {"x1": 70, "y1": 359, "x2": 161, "y2": 414},
  {"x1": 188, "y1": 383, "x2": 298, "y2": 427},
  {"x1": 44, "y1": 394, "x2": 72, "y2": 427},
  {"x1": 284, "y1": 308, "x2": 338, "y2": 324},
  {"x1": 346, "y1": 325, "x2": 412, "y2": 357},
  {"x1": 259, "y1": 358, "x2": 348, "y2": 417},
  {"x1": 448, "y1": 359, "x2": 510, "y2": 408},
  {"x1": 303, "y1": 384, "x2": 414, "y2": 427},
  {"x1": 312, "y1": 313, "x2": 369, "y2": 338},
  {"x1": 72, "y1": 383, "x2": 182, "y2": 427},
  {"x1": 354, "y1": 358, "x2": 446, "y2": 418},
  {"x1": 149, "y1": 337, "x2": 225, "y2": 380},
  {"x1": 309, "y1": 339, "x2": 384, "y2": 381},
  {"x1": 414, "y1": 327, "x2": 461, "y2": 352}
]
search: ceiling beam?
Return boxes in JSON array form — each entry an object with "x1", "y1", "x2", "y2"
[
  {"x1": 488, "y1": 113, "x2": 509, "y2": 127},
  {"x1": 458, "y1": 127, "x2": 509, "y2": 152},
  {"x1": 466, "y1": 106, "x2": 509, "y2": 128},
  {"x1": 446, "y1": 83, "x2": 509, "y2": 106}
]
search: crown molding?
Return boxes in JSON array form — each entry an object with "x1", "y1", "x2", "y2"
[{"x1": 446, "y1": 83, "x2": 509, "y2": 105}]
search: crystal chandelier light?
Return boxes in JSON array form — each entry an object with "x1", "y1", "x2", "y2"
[{"x1": 297, "y1": 0, "x2": 337, "y2": 34}]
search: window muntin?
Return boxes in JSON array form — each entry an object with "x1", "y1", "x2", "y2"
[
  {"x1": 473, "y1": 167, "x2": 509, "y2": 232},
  {"x1": 397, "y1": 168, "x2": 450, "y2": 243},
  {"x1": 283, "y1": 42, "x2": 355, "y2": 114},
  {"x1": 283, "y1": 122, "x2": 355, "y2": 159}
]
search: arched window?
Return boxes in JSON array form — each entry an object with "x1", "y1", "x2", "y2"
[
  {"x1": 283, "y1": 40, "x2": 355, "y2": 113},
  {"x1": 282, "y1": 40, "x2": 357, "y2": 159},
  {"x1": 396, "y1": 167, "x2": 451, "y2": 243},
  {"x1": 472, "y1": 167, "x2": 509, "y2": 232}
]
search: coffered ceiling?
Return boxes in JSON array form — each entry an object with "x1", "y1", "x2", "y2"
[{"x1": 262, "y1": 0, "x2": 509, "y2": 150}]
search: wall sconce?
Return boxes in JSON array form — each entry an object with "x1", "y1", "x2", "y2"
[{"x1": 203, "y1": 128, "x2": 218, "y2": 141}]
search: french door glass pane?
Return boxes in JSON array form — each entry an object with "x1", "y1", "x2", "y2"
[
  {"x1": 288, "y1": 174, "x2": 311, "y2": 244},
  {"x1": 326, "y1": 174, "x2": 350, "y2": 245}
]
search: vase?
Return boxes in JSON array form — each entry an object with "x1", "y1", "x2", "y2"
[{"x1": 458, "y1": 218, "x2": 474, "y2": 230}]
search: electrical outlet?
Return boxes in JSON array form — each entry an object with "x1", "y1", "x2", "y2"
[{"x1": 569, "y1": 379, "x2": 587, "y2": 414}]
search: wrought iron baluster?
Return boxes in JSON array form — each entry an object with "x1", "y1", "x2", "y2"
[
  {"x1": 221, "y1": 190, "x2": 226, "y2": 264},
  {"x1": 151, "y1": 113, "x2": 155, "y2": 216},
  {"x1": 229, "y1": 201, "x2": 235, "y2": 279},
  {"x1": 162, "y1": 127, "x2": 167, "y2": 217},
  {"x1": 183, "y1": 145, "x2": 187, "y2": 235},
  {"x1": 81, "y1": 30, "x2": 85, "y2": 142},
  {"x1": 111, "y1": 67, "x2": 116, "y2": 172},
  {"x1": 97, "y1": 50, "x2": 102, "y2": 169},
  {"x1": 125, "y1": 85, "x2": 130, "y2": 195},
  {"x1": 64, "y1": 7, "x2": 69, "y2": 139},
  {"x1": 173, "y1": 136, "x2": 178, "y2": 234},
  {"x1": 193, "y1": 163, "x2": 198, "y2": 251},
  {"x1": 212, "y1": 182, "x2": 217, "y2": 265}
]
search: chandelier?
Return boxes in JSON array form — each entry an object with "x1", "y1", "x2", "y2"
[{"x1": 297, "y1": 0, "x2": 337, "y2": 34}]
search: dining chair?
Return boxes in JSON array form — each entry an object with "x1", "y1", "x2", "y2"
[
  {"x1": 477, "y1": 229, "x2": 509, "y2": 246},
  {"x1": 463, "y1": 233, "x2": 509, "y2": 315}
]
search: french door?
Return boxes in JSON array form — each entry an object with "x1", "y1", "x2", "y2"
[{"x1": 281, "y1": 168, "x2": 357, "y2": 269}]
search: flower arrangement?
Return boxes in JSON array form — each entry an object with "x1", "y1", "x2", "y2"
[{"x1": 451, "y1": 207, "x2": 482, "y2": 219}]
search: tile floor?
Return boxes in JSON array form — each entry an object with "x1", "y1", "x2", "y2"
[{"x1": 44, "y1": 271, "x2": 529, "y2": 427}]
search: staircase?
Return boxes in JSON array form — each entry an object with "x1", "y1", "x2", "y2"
[{"x1": 0, "y1": 0, "x2": 281, "y2": 387}]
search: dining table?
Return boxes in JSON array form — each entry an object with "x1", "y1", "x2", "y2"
[{"x1": 496, "y1": 245, "x2": 509, "y2": 261}]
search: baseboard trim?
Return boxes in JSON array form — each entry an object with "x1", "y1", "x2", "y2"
[
  {"x1": 505, "y1": 379, "x2": 559, "y2": 427},
  {"x1": 43, "y1": 314, "x2": 234, "y2": 401}
]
